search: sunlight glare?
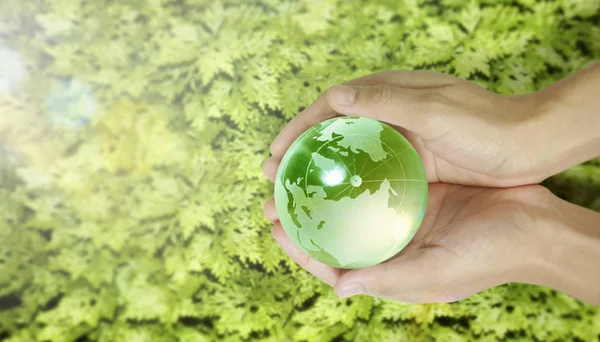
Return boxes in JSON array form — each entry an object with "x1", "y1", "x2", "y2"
[{"x1": 0, "y1": 46, "x2": 25, "y2": 92}]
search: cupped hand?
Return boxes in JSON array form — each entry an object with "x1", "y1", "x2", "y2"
[
  {"x1": 264, "y1": 70, "x2": 550, "y2": 188},
  {"x1": 263, "y1": 183, "x2": 557, "y2": 303}
]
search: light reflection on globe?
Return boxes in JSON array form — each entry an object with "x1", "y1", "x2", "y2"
[{"x1": 274, "y1": 116, "x2": 428, "y2": 269}]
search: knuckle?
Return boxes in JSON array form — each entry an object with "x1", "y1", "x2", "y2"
[
  {"x1": 417, "y1": 89, "x2": 455, "y2": 109},
  {"x1": 371, "y1": 85, "x2": 395, "y2": 106},
  {"x1": 417, "y1": 90, "x2": 456, "y2": 131},
  {"x1": 420, "y1": 111, "x2": 447, "y2": 133}
]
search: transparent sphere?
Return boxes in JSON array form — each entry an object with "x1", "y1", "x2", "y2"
[{"x1": 274, "y1": 116, "x2": 428, "y2": 269}]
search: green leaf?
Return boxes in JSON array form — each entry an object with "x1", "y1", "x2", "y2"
[
  {"x1": 457, "y1": 1, "x2": 481, "y2": 33},
  {"x1": 559, "y1": 0, "x2": 600, "y2": 19},
  {"x1": 2, "y1": 0, "x2": 600, "y2": 341},
  {"x1": 455, "y1": 49, "x2": 490, "y2": 78}
]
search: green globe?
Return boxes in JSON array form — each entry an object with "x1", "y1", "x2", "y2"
[{"x1": 274, "y1": 116, "x2": 428, "y2": 269}]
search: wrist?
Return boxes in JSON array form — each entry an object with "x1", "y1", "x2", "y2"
[
  {"x1": 528, "y1": 195, "x2": 600, "y2": 306},
  {"x1": 520, "y1": 62, "x2": 600, "y2": 180}
]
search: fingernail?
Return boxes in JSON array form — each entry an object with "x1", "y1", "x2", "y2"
[
  {"x1": 330, "y1": 85, "x2": 357, "y2": 106},
  {"x1": 336, "y1": 283, "x2": 364, "y2": 298}
]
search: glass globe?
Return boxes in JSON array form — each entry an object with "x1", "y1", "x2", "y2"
[{"x1": 274, "y1": 116, "x2": 428, "y2": 269}]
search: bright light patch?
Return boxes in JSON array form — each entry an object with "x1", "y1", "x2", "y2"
[
  {"x1": 45, "y1": 79, "x2": 96, "y2": 128},
  {"x1": 321, "y1": 166, "x2": 345, "y2": 186},
  {"x1": 392, "y1": 211, "x2": 414, "y2": 242},
  {"x1": 0, "y1": 47, "x2": 25, "y2": 92}
]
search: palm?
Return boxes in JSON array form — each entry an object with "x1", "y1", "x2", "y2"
[
  {"x1": 266, "y1": 183, "x2": 542, "y2": 303},
  {"x1": 383, "y1": 183, "x2": 534, "y2": 300}
]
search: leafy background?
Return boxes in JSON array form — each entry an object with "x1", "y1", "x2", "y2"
[{"x1": 1, "y1": 0, "x2": 599, "y2": 341}]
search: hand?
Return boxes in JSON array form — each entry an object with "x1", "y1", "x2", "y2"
[
  {"x1": 264, "y1": 66, "x2": 600, "y2": 188},
  {"x1": 263, "y1": 183, "x2": 600, "y2": 306}
]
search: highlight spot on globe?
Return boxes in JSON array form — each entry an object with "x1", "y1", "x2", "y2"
[{"x1": 274, "y1": 116, "x2": 428, "y2": 269}]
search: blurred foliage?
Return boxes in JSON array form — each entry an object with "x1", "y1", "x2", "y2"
[{"x1": 0, "y1": 0, "x2": 599, "y2": 341}]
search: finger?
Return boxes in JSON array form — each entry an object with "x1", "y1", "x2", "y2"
[
  {"x1": 262, "y1": 157, "x2": 279, "y2": 183},
  {"x1": 269, "y1": 72, "x2": 407, "y2": 159},
  {"x1": 325, "y1": 83, "x2": 453, "y2": 135},
  {"x1": 263, "y1": 198, "x2": 278, "y2": 224},
  {"x1": 332, "y1": 250, "x2": 436, "y2": 302},
  {"x1": 271, "y1": 224, "x2": 344, "y2": 287},
  {"x1": 333, "y1": 244, "x2": 491, "y2": 304}
]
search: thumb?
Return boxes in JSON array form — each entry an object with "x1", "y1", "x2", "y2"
[
  {"x1": 333, "y1": 253, "x2": 436, "y2": 303},
  {"x1": 325, "y1": 84, "x2": 443, "y2": 134},
  {"x1": 333, "y1": 252, "x2": 474, "y2": 304}
]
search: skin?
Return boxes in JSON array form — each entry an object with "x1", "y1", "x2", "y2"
[{"x1": 262, "y1": 61, "x2": 600, "y2": 306}]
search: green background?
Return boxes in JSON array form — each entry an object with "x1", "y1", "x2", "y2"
[{"x1": 0, "y1": 0, "x2": 599, "y2": 341}]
